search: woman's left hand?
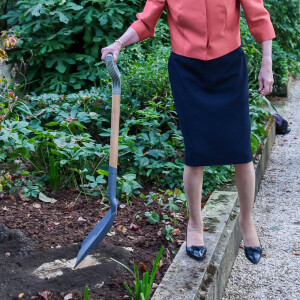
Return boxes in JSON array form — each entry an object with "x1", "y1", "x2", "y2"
[
  {"x1": 258, "y1": 58, "x2": 274, "y2": 97},
  {"x1": 258, "y1": 40, "x2": 274, "y2": 97}
]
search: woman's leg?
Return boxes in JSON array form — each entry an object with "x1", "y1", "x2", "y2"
[
  {"x1": 233, "y1": 161, "x2": 260, "y2": 247},
  {"x1": 183, "y1": 165, "x2": 205, "y2": 247}
]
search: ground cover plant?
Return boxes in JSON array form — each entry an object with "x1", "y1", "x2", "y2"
[
  {"x1": 1, "y1": 44, "x2": 244, "y2": 202},
  {"x1": 111, "y1": 245, "x2": 165, "y2": 299}
]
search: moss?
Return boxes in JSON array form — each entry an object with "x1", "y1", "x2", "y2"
[
  {"x1": 203, "y1": 216, "x2": 220, "y2": 233},
  {"x1": 210, "y1": 195, "x2": 228, "y2": 204},
  {"x1": 207, "y1": 264, "x2": 217, "y2": 276},
  {"x1": 204, "y1": 217, "x2": 220, "y2": 223},
  {"x1": 203, "y1": 272, "x2": 213, "y2": 286},
  {"x1": 200, "y1": 285, "x2": 207, "y2": 292},
  {"x1": 229, "y1": 211, "x2": 238, "y2": 221}
]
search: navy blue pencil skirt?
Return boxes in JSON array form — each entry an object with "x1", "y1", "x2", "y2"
[{"x1": 168, "y1": 45, "x2": 253, "y2": 166}]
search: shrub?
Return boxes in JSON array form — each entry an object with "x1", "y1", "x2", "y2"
[
  {"x1": 264, "y1": 0, "x2": 300, "y2": 76},
  {"x1": 1, "y1": 0, "x2": 168, "y2": 93},
  {"x1": 0, "y1": 45, "x2": 236, "y2": 198}
]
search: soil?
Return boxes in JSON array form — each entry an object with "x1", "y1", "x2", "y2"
[{"x1": 0, "y1": 185, "x2": 211, "y2": 300}]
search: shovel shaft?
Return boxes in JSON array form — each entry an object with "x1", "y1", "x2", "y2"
[
  {"x1": 74, "y1": 52, "x2": 121, "y2": 268},
  {"x1": 109, "y1": 93, "x2": 121, "y2": 168}
]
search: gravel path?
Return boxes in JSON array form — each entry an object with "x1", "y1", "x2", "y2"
[{"x1": 222, "y1": 76, "x2": 300, "y2": 300}]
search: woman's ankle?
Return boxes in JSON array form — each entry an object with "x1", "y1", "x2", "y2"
[
  {"x1": 188, "y1": 218, "x2": 204, "y2": 229},
  {"x1": 239, "y1": 215, "x2": 254, "y2": 225},
  {"x1": 186, "y1": 223, "x2": 205, "y2": 247}
]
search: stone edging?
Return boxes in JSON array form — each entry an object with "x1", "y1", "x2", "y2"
[
  {"x1": 151, "y1": 115, "x2": 276, "y2": 300},
  {"x1": 270, "y1": 73, "x2": 293, "y2": 97}
]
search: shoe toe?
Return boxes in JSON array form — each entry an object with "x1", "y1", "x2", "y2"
[
  {"x1": 186, "y1": 245, "x2": 207, "y2": 260},
  {"x1": 252, "y1": 251, "x2": 262, "y2": 264},
  {"x1": 244, "y1": 246, "x2": 262, "y2": 264}
]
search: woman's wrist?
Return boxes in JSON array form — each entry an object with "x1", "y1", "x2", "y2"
[
  {"x1": 261, "y1": 40, "x2": 272, "y2": 63},
  {"x1": 262, "y1": 56, "x2": 272, "y2": 66},
  {"x1": 115, "y1": 39, "x2": 124, "y2": 49}
]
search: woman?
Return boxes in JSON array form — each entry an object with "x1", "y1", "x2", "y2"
[{"x1": 101, "y1": 0, "x2": 276, "y2": 264}]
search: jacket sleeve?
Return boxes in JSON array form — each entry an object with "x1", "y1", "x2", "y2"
[
  {"x1": 129, "y1": 0, "x2": 167, "y2": 43},
  {"x1": 239, "y1": 0, "x2": 276, "y2": 43}
]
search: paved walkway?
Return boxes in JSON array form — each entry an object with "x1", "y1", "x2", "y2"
[{"x1": 222, "y1": 76, "x2": 300, "y2": 300}]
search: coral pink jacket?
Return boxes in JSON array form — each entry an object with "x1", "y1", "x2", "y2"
[{"x1": 129, "y1": 0, "x2": 276, "y2": 60}]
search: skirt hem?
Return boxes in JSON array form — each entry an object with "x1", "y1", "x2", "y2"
[{"x1": 184, "y1": 156, "x2": 253, "y2": 167}]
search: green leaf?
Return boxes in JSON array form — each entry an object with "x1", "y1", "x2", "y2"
[
  {"x1": 96, "y1": 176, "x2": 106, "y2": 184},
  {"x1": 86, "y1": 175, "x2": 95, "y2": 182},
  {"x1": 99, "y1": 15, "x2": 108, "y2": 25},
  {"x1": 58, "y1": 12, "x2": 69, "y2": 24},
  {"x1": 122, "y1": 181, "x2": 132, "y2": 195},
  {"x1": 83, "y1": 285, "x2": 89, "y2": 300},
  {"x1": 140, "y1": 157, "x2": 149, "y2": 167},
  {"x1": 77, "y1": 112, "x2": 90, "y2": 123},
  {"x1": 46, "y1": 55, "x2": 76, "y2": 73},
  {"x1": 97, "y1": 169, "x2": 109, "y2": 176},
  {"x1": 145, "y1": 211, "x2": 160, "y2": 224},
  {"x1": 110, "y1": 258, "x2": 135, "y2": 277},
  {"x1": 149, "y1": 246, "x2": 165, "y2": 286},
  {"x1": 67, "y1": 2, "x2": 83, "y2": 11},
  {"x1": 25, "y1": 4, "x2": 45, "y2": 17},
  {"x1": 122, "y1": 174, "x2": 136, "y2": 181},
  {"x1": 46, "y1": 122, "x2": 60, "y2": 127},
  {"x1": 148, "y1": 149, "x2": 165, "y2": 159},
  {"x1": 70, "y1": 121, "x2": 87, "y2": 132}
]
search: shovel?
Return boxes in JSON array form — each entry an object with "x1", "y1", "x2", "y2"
[{"x1": 74, "y1": 52, "x2": 121, "y2": 268}]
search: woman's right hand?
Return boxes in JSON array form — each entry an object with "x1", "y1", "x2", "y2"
[{"x1": 101, "y1": 42, "x2": 122, "y2": 63}]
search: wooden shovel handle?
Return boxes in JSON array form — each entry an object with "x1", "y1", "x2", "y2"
[{"x1": 109, "y1": 93, "x2": 120, "y2": 168}]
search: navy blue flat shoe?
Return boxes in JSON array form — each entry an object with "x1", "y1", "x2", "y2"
[
  {"x1": 244, "y1": 241, "x2": 262, "y2": 264},
  {"x1": 185, "y1": 225, "x2": 207, "y2": 261}
]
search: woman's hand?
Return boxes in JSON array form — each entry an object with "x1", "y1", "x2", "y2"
[
  {"x1": 258, "y1": 58, "x2": 274, "y2": 97},
  {"x1": 259, "y1": 40, "x2": 274, "y2": 97},
  {"x1": 101, "y1": 41, "x2": 122, "y2": 63},
  {"x1": 100, "y1": 28, "x2": 140, "y2": 63}
]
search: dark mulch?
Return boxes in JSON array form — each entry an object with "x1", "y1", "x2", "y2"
[{"x1": 0, "y1": 186, "x2": 211, "y2": 299}]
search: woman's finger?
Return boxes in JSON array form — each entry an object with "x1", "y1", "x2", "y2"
[
  {"x1": 100, "y1": 44, "x2": 120, "y2": 62},
  {"x1": 268, "y1": 82, "x2": 273, "y2": 95},
  {"x1": 265, "y1": 78, "x2": 273, "y2": 95},
  {"x1": 113, "y1": 51, "x2": 119, "y2": 62},
  {"x1": 269, "y1": 78, "x2": 274, "y2": 94},
  {"x1": 101, "y1": 50, "x2": 112, "y2": 62},
  {"x1": 258, "y1": 75, "x2": 263, "y2": 92},
  {"x1": 101, "y1": 49, "x2": 108, "y2": 62},
  {"x1": 259, "y1": 77, "x2": 266, "y2": 95}
]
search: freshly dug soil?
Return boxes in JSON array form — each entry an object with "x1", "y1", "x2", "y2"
[{"x1": 0, "y1": 186, "x2": 211, "y2": 299}]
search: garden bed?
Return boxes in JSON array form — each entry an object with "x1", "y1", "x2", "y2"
[{"x1": 0, "y1": 185, "x2": 211, "y2": 299}]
